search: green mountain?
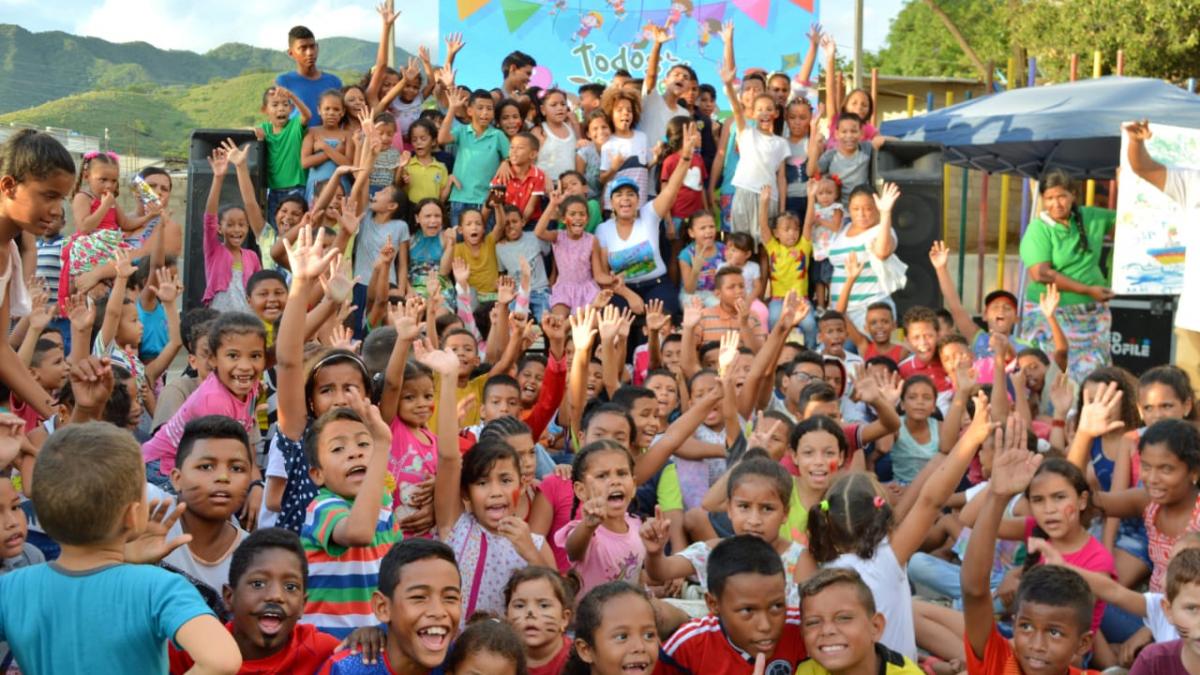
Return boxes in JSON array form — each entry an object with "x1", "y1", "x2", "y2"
[{"x1": 0, "y1": 24, "x2": 413, "y2": 157}]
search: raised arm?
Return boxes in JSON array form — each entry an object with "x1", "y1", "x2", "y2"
[
  {"x1": 1038, "y1": 284, "x2": 1069, "y2": 372},
  {"x1": 438, "y1": 82, "x2": 467, "y2": 146},
  {"x1": 331, "y1": 398, "x2": 394, "y2": 547},
  {"x1": 566, "y1": 307, "x2": 598, "y2": 437},
  {"x1": 97, "y1": 251, "x2": 134, "y2": 349},
  {"x1": 719, "y1": 55, "x2": 745, "y2": 134},
  {"x1": 929, "y1": 241, "x2": 981, "y2": 340},
  {"x1": 652, "y1": 121, "x2": 700, "y2": 220},
  {"x1": 141, "y1": 268, "x2": 183, "y2": 385},
  {"x1": 224, "y1": 140, "x2": 266, "y2": 238},
  {"x1": 597, "y1": 305, "x2": 622, "y2": 399},
  {"x1": 836, "y1": 252, "x2": 869, "y2": 353},
  {"x1": 377, "y1": 298, "x2": 421, "y2": 424},
  {"x1": 635, "y1": 384, "x2": 724, "y2": 484},
  {"x1": 642, "y1": 25, "x2": 670, "y2": 95},
  {"x1": 427, "y1": 347, "x2": 465, "y2": 538},
  {"x1": 870, "y1": 183, "x2": 899, "y2": 259},
  {"x1": 1123, "y1": 121, "x2": 1166, "y2": 192},
  {"x1": 640, "y1": 507, "x2": 697, "y2": 583},
  {"x1": 534, "y1": 187, "x2": 563, "y2": 242},
  {"x1": 796, "y1": 23, "x2": 823, "y2": 85},
  {"x1": 365, "y1": 3, "x2": 400, "y2": 103}
]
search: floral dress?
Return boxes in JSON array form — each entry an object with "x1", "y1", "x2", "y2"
[
  {"x1": 446, "y1": 512, "x2": 546, "y2": 629},
  {"x1": 548, "y1": 232, "x2": 601, "y2": 310}
]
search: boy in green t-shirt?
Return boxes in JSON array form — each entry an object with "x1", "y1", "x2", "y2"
[{"x1": 255, "y1": 86, "x2": 312, "y2": 233}]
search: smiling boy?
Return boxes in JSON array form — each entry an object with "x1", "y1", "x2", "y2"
[
  {"x1": 796, "y1": 568, "x2": 922, "y2": 675},
  {"x1": 657, "y1": 534, "x2": 805, "y2": 674},
  {"x1": 1128, "y1": 548, "x2": 1200, "y2": 675}
]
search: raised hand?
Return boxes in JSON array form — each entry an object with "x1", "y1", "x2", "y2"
[
  {"x1": 759, "y1": 185, "x2": 772, "y2": 208},
  {"x1": 124, "y1": 499, "x2": 192, "y2": 564},
  {"x1": 328, "y1": 324, "x2": 359, "y2": 351},
  {"x1": 0, "y1": 413, "x2": 24, "y2": 470},
  {"x1": 284, "y1": 224, "x2": 338, "y2": 284},
  {"x1": 450, "y1": 256, "x2": 470, "y2": 287},
  {"x1": 518, "y1": 258, "x2": 532, "y2": 294},
  {"x1": 844, "y1": 251, "x2": 864, "y2": 279},
  {"x1": 1026, "y1": 536, "x2": 1065, "y2": 566},
  {"x1": 1122, "y1": 120, "x2": 1152, "y2": 142},
  {"x1": 748, "y1": 417, "x2": 785, "y2": 460},
  {"x1": 377, "y1": 1, "x2": 399, "y2": 25},
  {"x1": 650, "y1": 23, "x2": 671, "y2": 45},
  {"x1": 66, "y1": 292, "x2": 95, "y2": 332},
  {"x1": 962, "y1": 390, "x2": 996, "y2": 447},
  {"x1": 928, "y1": 240, "x2": 950, "y2": 270},
  {"x1": 417, "y1": 347, "x2": 461, "y2": 376},
  {"x1": 347, "y1": 388, "x2": 393, "y2": 446},
  {"x1": 1038, "y1": 282, "x2": 1061, "y2": 317},
  {"x1": 113, "y1": 249, "x2": 135, "y2": 280},
  {"x1": 1048, "y1": 372, "x2": 1075, "y2": 416},
  {"x1": 320, "y1": 253, "x2": 358, "y2": 306},
  {"x1": 445, "y1": 32, "x2": 466, "y2": 58},
  {"x1": 1077, "y1": 380, "x2": 1125, "y2": 438},
  {"x1": 874, "y1": 182, "x2": 901, "y2": 212},
  {"x1": 449, "y1": 86, "x2": 469, "y2": 112},
  {"x1": 376, "y1": 235, "x2": 397, "y2": 269},
  {"x1": 952, "y1": 362, "x2": 979, "y2": 393},
  {"x1": 541, "y1": 312, "x2": 567, "y2": 344},
  {"x1": 644, "y1": 299, "x2": 669, "y2": 333},
  {"x1": 569, "y1": 306, "x2": 598, "y2": 351},
  {"x1": 718, "y1": 61, "x2": 736, "y2": 86},
  {"x1": 639, "y1": 506, "x2": 672, "y2": 556},
  {"x1": 496, "y1": 275, "x2": 517, "y2": 305},
  {"x1": 220, "y1": 138, "x2": 250, "y2": 167},
  {"x1": 152, "y1": 267, "x2": 181, "y2": 304},
  {"x1": 806, "y1": 22, "x2": 823, "y2": 44},
  {"x1": 597, "y1": 304, "x2": 621, "y2": 343},
  {"x1": 681, "y1": 295, "x2": 703, "y2": 329},
  {"x1": 989, "y1": 414, "x2": 1042, "y2": 497},
  {"x1": 207, "y1": 147, "x2": 230, "y2": 178},
  {"x1": 720, "y1": 19, "x2": 733, "y2": 43},
  {"x1": 717, "y1": 330, "x2": 739, "y2": 378},
  {"x1": 581, "y1": 495, "x2": 607, "y2": 528}
]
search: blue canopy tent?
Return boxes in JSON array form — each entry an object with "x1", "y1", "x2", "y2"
[{"x1": 880, "y1": 76, "x2": 1200, "y2": 179}]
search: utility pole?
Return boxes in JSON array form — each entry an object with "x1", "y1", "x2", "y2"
[{"x1": 853, "y1": 0, "x2": 864, "y2": 88}]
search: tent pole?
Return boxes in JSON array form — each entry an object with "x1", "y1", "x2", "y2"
[
  {"x1": 906, "y1": 94, "x2": 915, "y2": 118},
  {"x1": 997, "y1": 56, "x2": 1015, "y2": 291},
  {"x1": 1086, "y1": 51, "x2": 1102, "y2": 206},
  {"x1": 943, "y1": 91, "x2": 953, "y2": 245},
  {"x1": 1017, "y1": 57, "x2": 1037, "y2": 324},
  {"x1": 1108, "y1": 51, "x2": 1125, "y2": 209},
  {"x1": 871, "y1": 68, "x2": 879, "y2": 128},
  {"x1": 977, "y1": 64, "x2": 993, "y2": 309},
  {"x1": 957, "y1": 90, "x2": 973, "y2": 300}
]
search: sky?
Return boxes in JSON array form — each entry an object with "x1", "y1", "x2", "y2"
[{"x1": 0, "y1": 0, "x2": 905, "y2": 56}]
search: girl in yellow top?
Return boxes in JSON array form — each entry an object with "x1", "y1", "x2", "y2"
[{"x1": 759, "y1": 185, "x2": 817, "y2": 345}]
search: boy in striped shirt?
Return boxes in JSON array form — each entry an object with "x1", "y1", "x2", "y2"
[{"x1": 302, "y1": 396, "x2": 402, "y2": 639}]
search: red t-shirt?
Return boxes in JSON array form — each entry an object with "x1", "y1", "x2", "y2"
[
  {"x1": 170, "y1": 621, "x2": 340, "y2": 674},
  {"x1": 965, "y1": 624, "x2": 1099, "y2": 675},
  {"x1": 505, "y1": 164, "x2": 548, "y2": 223},
  {"x1": 898, "y1": 354, "x2": 951, "y2": 392},
  {"x1": 529, "y1": 636, "x2": 572, "y2": 675},
  {"x1": 656, "y1": 609, "x2": 806, "y2": 675},
  {"x1": 660, "y1": 152, "x2": 708, "y2": 219}
]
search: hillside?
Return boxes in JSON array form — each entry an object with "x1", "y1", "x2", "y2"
[{"x1": 0, "y1": 23, "x2": 413, "y2": 129}]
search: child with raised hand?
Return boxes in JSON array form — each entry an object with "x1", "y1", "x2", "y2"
[
  {"x1": 430, "y1": 342, "x2": 555, "y2": 626},
  {"x1": 556, "y1": 439, "x2": 643, "y2": 597},
  {"x1": 564, "y1": 581, "x2": 659, "y2": 675},
  {"x1": 320, "y1": 539, "x2": 463, "y2": 674},
  {"x1": 399, "y1": 119, "x2": 451, "y2": 205},
  {"x1": 659, "y1": 535, "x2": 804, "y2": 675},
  {"x1": 597, "y1": 88, "x2": 650, "y2": 211},
  {"x1": 535, "y1": 187, "x2": 604, "y2": 316},
  {"x1": 496, "y1": 201, "x2": 552, "y2": 320},
  {"x1": 301, "y1": 390, "x2": 402, "y2": 639},
  {"x1": 407, "y1": 198, "x2": 454, "y2": 302},
  {"x1": 758, "y1": 186, "x2": 816, "y2": 338},
  {"x1": 678, "y1": 211, "x2": 725, "y2": 307},
  {"x1": 720, "y1": 40, "x2": 788, "y2": 241},
  {"x1": 806, "y1": 176, "x2": 844, "y2": 308},
  {"x1": 203, "y1": 140, "x2": 263, "y2": 313},
  {"x1": 0, "y1": 422, "x2": 241, "y2": 674},
  {"x1": 437, "y1": 71, "x2": 510, "y2": 228},
  {"x1": 797, "y1": 391, "x2": 996, "y2": 659},
  {"x1": 797, "y1": 568, "x2": 924, "y2": 675},
  {"x1": 505, "y1": 567, "x2": 575, "y2": 675},
  {"x1": 835, "y1": 255, "x2": 908, "y2": 363},
  {"x1": 644, "y1": 446, "x2": 806, "y2": 605},
  {"x1": 373, "y1": 54, "x2": 436, "y2": 140},
  {"x1": 442, "y1": 206, "x2": 499, "y2": 300},
  {"x1": 256, "y1": 85, "x2": 312, "y2": 229},
  {"x1": 303, "y1": 89, "x2": 356, "y2": 203},
  {"x1": 660, "y1": 116, "x2": 711, "y2": 241},
  {"x1": 962, "y1": 416, "x2": 1099, "y2": 675}
]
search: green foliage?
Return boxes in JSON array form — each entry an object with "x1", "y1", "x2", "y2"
[
  {"x1": 1009, "y1": 0, "x2": 1200, "y2": 82},
  {"x1": 874, "y1": 0, "x2": 1011, "y2": 78}
]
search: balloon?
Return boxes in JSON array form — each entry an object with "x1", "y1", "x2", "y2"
[{"x1": 529, "y1": 65, "x2": 553, "y2": 90}]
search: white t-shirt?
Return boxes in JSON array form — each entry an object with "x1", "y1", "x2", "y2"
[
  {"x1": 731, "y1": 126, "x2": 790, "y2": 193},
  {"x1": 164, "y1": 519, "x2": 248, "y2": 594},
  {"x1": 639, "y1": 90, "x2": 687, "y2": 149},
  {"x1": 1143, "y1": 591, "x2": 1179, "y2": 642},
  {"x1": 740, "y1": 260, "x2": 761, "y2": 297},
  {"x1": 600, "y1": 131, "x2": 651, "y2": 209},
  {"x1": 827, "y1": 224, "x2": 898, "y2": 330},
  {"x1": 1163, "y1": 169, "x2": 1200, "y2": 331},
  {"x1": 595, "y1": 202, "x2": 666, "y2": 284},
  {"x1": 828, "y1": 539, "x2": 916, "y2": 659}
]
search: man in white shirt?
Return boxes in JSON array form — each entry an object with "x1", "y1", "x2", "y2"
[
  {"x1": 639, "y1": 26, "x2": 691, "y2": 148},
  {"x1": 1124, "y1": 120, "x2": 1200, "y2": 390}
]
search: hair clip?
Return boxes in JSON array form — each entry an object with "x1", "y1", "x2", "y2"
[
  {"x1": 819, "y1": 499, "x2": 830, "y2": 512},
  {"x1": 873, "y1": 495, "x2": 886, "y2": 509}
]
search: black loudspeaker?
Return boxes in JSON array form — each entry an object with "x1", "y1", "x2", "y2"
[
  {"x1": 875, "y1": 142, "x2": 944, "y2": 320},
  {"x1": 1109, "y1": 296, "x2": 1176, "y2": 376},
  {"x1": 184, "y1": 129, "x2": 267, "y2": 311}
]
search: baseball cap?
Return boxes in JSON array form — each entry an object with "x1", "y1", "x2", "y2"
[
  {"x1": 984, "y1": 289, "x2": 1019, "y2": 310},
  {"x1": 610, "y1": 176, "x2": 640, "y2": 195}
]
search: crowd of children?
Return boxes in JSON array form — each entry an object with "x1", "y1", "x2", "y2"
[{"x1": 1, "y1": 10, "x2": 1199, "y2": 675}]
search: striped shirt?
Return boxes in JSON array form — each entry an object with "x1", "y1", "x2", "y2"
[
  {"x1": 658, "y1": 608, "x2": 806, "y2": 675},
  {"x1": 694, "y1": 304, "x2": 767, "y2": 346},
  {"x1": 827, "y1": 224, "x2": 897, "y2": 321},
  {"x1": 35, "y1": 235, "x2": 64, "y2": 300},
  {"x1": 302, "y1": 487, "x2": 401, "y2": 638}
]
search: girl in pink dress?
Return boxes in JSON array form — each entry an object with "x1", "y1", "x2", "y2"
[{"x1": 534, "y1": 190, "x2": 604, "y2": 317}]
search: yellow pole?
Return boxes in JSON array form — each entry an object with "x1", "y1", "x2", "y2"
[
  {"x1": 997, "y1": 57, "x2": 1015, "y2": 289},
  {"x1": 906, "y1": 94, "x2": 915, "y2": 118},
  {"x1": 1086, "y1": 51, "x2": 1101, "y2": 206},
  {"x1": 942, "y1": 91, "x2": 954, "y2": 243}
]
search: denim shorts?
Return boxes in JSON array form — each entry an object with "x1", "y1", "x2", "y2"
[{"x1": 1115, "y1": 517, "x2": 1152, "y2": 569}]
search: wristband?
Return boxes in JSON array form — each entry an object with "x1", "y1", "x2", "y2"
[
  {"x1": 248, "y1": 480, "x2": 265, "y2": 491},
  {"x1": 1051, "y1": 419, "x2": 1066, "y2": 429}
]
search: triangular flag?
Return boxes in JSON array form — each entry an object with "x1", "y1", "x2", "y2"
[
  {"x1": 458, "y1": 0, "x2": 489, "y2": 20},
  {"x1": 500, "y1": 0, "x2": 541, "y2": 32},
  {"x1": 694, "y1": 1, "x2": 727, "y2": 23},
  {"x1": 780, "y1": 52, "x2": 800, "y2": 71},
  {"x1": 732, "y1": 0, "x2": 770, "y2": 27},
  {"x1": 789, "y1": 0, "x2": 815, "y2": 10}
]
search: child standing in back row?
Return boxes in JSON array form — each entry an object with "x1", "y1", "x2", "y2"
[{"x1": 257, "y1": 86, "x2": 312, "y2": 230}]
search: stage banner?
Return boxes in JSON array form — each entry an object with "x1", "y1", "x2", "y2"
[{"x1": 438, "y1": 0, "x2": 820, "y2": 95}]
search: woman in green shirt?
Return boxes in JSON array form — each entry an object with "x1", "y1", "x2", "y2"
[{"x1": 1019, "y1": 169, "x2": 1116, "y2": 383}]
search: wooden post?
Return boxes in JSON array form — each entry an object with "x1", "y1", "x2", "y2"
[
  {"x1": 1070, "y1": 53, "x2": 1079, "y2": 82},
  {"x1": 1017, "y1": 57, "x2": 1037, "y2": 321},
  {"x1": 942, "y1": 91, "x2": 954, "y2": 244},
  {"x1": 1086, "y1": 51, "x2": 1101, "y2": 206},
  {"x1": 870, "y1": 68, "x2": 879, "y2": 128},
  {"x1": 1109, "y1": 50, "x2": 1125, "y2": 209},
  {"x1": 957, "y1": 90, "x2": 972, "y2": 297},
  {"x1": 997, "y1": 56, "x2": 1015, "y2": 290},
  {"x1": 906, "y1": 94, "x2": 916, "y2": 118}
]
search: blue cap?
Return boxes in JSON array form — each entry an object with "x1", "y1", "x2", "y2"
[{"x1": 610, "y1": 177, "x2": 640, "y2": 195}]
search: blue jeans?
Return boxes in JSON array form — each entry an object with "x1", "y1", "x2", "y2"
[
  {"x1": 350, "y1": 283, "x2": 369, "y2": 340},
  {"x1": 768, "y1": 297, "x2": 818, "y2": 349},
  {"x1": 266, "y1": 186, "x2": 305, "y2": 227},
  {"x1": 908, "y1": 552, "x2": 1006, "y2": 611},
  {"x1": 511, "y1": 288, "x2": 550, "y2": 322}
]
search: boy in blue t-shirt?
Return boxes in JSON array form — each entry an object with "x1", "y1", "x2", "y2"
[
  {"x1": 0, "y1": 421, "x2": 241, "y2": 674},
  {"x1": 275, "y1": 25, "x2": 342, "y2": 129}
]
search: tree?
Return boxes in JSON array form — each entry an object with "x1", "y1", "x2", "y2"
[
  {"x1": 1009, "y1": 0, "x2": 1200, "y2": 82},
  {"x1": 873, "y1": 0, "x2": 1011, "y2": 79}
]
